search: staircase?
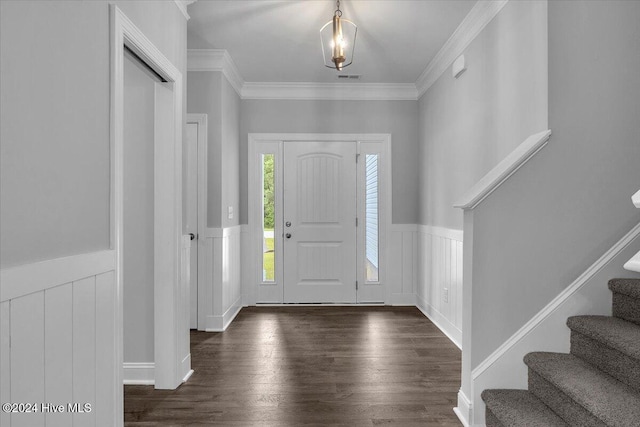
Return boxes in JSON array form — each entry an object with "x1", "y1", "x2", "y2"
[{"x1": 482, "y1": 278, "x2": 640, "y2": 426}]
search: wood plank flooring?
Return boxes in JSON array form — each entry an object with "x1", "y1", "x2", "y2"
[{"x1": 124, "y1": 306, "x2": 462, "y2": 426}]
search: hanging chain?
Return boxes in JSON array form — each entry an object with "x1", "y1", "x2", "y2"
[{"x1": 335, "y1": 0, "x2": 342, "y2": 16}]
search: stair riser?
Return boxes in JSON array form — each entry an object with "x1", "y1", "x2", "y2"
[
  {"x1": 612, "y1": 292, "x2": 640, "y2": 325},
  {"x1": 528, "y1": 370, "x2": 606, "y2": 427},
  {"x1": 485, "y1": 408, "x2": 505, "y2": 427},
  {"x1": 570, "y1": 332, "x2": 640, "y2": 392}
]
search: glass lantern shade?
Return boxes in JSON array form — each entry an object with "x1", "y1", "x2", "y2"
[{"x1": 320, "y1": 14, "x2": 357, "y2": 71}]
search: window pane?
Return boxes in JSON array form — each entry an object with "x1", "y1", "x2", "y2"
[
  {"x1": 365, "y1": 154, "x2": 379, "y2": 282},
  {"x1": 262, "y1": 154, "x2": 275, "y2": 282}
]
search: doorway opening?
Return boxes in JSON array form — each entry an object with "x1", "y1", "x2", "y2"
[
  {"x1": 111, "y1": 5, "x2": 190, "y2": 398},
  {"x1": 248, "y1": 134, "x2": 391, "y2": 305}
]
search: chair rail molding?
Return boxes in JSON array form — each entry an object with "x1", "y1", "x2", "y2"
[
  {"x1": 454, "y1": 129, "x2": 552, "y2": 210},
  {"x1": 1, "y1": 250, "x2": 115, "y2": 302}
]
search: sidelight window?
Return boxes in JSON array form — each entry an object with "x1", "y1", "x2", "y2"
[
  {"x1": 365, "y1": 154, "x2": 379, "y2": 282},
  {"x1": 262, "y1": 154, "x2": 275, "y2": 282}
]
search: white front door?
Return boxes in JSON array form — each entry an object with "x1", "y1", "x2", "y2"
[
  {"x1": 185, "y1": 122, "x2": 198, "y2": 328},
  {"x1": 283, "y1": 141, "x2": 357, "y2": 303}
]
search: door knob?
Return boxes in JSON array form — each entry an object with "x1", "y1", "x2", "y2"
[
  {"x1": 285, "y1": 233, "x2": 292, "y2": 239},
  {"x1": 285, "y1": 221, "x2": 292, "y2": 227},
  {"x1": 189, "y1": 233, "x2": 195, "y2": 241}
]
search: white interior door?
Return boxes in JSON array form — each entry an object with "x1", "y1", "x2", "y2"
[
  {"x1": 283, "y1": 141, "x2": 357, "y2": 303},
  {"x1": 185, "y1": 122, "x2": 198, "y2": 329}
]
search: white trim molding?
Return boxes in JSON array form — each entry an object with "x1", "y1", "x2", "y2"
[
  {"x1": 421, "y1": 225, "x2": 464, "y2": 241},
  {"x1": 111, "y1": 4, "x2": 188, "y2": 392},
  {"x1": 205, "y1": 296, "x2": 242, "y2": 332},
  {"x1": 632, "y1": 189, "x2": 640, "y2": 209},
  {"x1": 187, "y1": 50, "x2": 417, "y2": 101},
  {"x1": 173, "y1": 0, "x2": 195, "y2": 20},
  {"x1": 625, "y1": 251, "x2": 640, "y2": 273},
  {"x1": 1, "y1": 250, "x2": 115, "y2": 302},
  {"x1": 454, "y1": 389, "x2": 473, "y2": 427},
  {"x1": 187, "y1": 49, "x2": 244, "y2": 96},
  {"x1": 241, "y1": 82, "x2": 418, "y2": 101},
  {"x1": 123, "y1": 363, "x2": 155, "y2": 385},
  {"x1": 624, "y1": 190, "x2": 640, "y2": 272},
  {"x1": 416, "y1": 0, "x2": 509, "y2": 97},
  {"x1": 454, "y1": 129, "x2": 551, "y2": 210}
]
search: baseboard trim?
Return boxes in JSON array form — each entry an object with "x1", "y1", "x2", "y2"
[
  {"x1": 454, "y1": 390, "x2": 473, "y2": 427},
  {"x1": 182, "y1": 369, "x2": 194, "y2": 383},
  {"x1": 205, "y1": 296, "x2": 243, "y2": 332},
  {"x1": 416, "y1": 294, "x2": 462, "y2": 349},
  {"x1": 123, "y1": 362, "x2": 155, "y2": 385},
  {"x1": 387, "y1": 293, "x2": 416, "y2": 306}
]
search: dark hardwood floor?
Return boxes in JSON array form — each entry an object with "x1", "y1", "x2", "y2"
[{"x1": 124, "y1": 306, "x2": 462, "y2": 426}]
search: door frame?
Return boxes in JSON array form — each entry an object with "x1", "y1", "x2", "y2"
[
  {"x1": 247, "y1": 133, "x2": 392, "y2": 305},
  {"x1": 186, "y1": 114, "x2": 208, "y2": 330},
  {"x1": 110, "y1": 5, "x2": 189, "y2": 397}
]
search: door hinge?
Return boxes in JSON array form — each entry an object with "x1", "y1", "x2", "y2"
[
  {"x1": 356, "y1": 153, "x2": 360, "y2": 163},
  {"x1": 356, "y1": 280, "x2": 358, "y2": 290},
  {"x1": 356, "y1": 217, "x2": 358, "y2": 227}
]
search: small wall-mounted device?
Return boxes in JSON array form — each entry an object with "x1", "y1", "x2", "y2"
[
  {"x1": 228, "y1": 206, "x2": 234, "y2": 219},
  {"x1": 452, "y1": 55, "x2": 467, "y2": 79}
]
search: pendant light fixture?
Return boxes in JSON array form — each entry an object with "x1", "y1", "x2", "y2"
[{"x1": 320, "y1": 0, "x2": 357, "y2": 71}]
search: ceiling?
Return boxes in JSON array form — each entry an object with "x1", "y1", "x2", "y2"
[{"x1": 187, "y1": 0, "x2": 476, "y2": 84}]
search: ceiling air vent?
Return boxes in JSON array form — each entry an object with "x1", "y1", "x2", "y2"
[{"x1": 337, "y1": 74, "x2": 361, "y2": 80}]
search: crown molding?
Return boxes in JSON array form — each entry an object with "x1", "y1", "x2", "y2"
[
  {"x1": 187, "y1": 49, "x2": 244, "y2": 96},
  {"x1": 416, "y1": 0, "x2": 509, "y2": 98},
  {"x1": 241, "y1": 82, "x2": 418, "y2": 101},
  {"x1": 174, "y1": 1, "x2": 195, "y2": 20}
]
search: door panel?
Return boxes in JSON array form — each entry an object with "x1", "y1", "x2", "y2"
[
  {"x1": 283, "y1": 141, "x2": 357, "y2": 303},
  {"x1": 185, "y1": 122, "x2": 198, "y2": 329}
]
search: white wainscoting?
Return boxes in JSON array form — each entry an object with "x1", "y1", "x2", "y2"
[
  {"x1": 200, "y1": 226, "x2": 243, "y2": 332},
  {"x1": 416, "y1": 225, "x2": 463, "y2": 348},
  {"x1": 0, "y1": 251, "x2": 117, "y2": 427},
  {"x1": 387, "y1": 225, "x2": 418, "y2": 305}
]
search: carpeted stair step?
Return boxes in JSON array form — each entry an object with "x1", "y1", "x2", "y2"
[
  {"x1": 567, "y1": 315, "x2": 640, "y2": 391},
  {"x1": 525, "y1": 352, "x2": 640, "y2": 427},
  {"x1": 609, "y1": 278, "x2": 640, "y2": 325},
  {"x1": 482, "y1": 389, "x2": 568, "y2": 427}
]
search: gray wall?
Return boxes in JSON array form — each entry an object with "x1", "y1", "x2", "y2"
[
  {"x1": 123, "y1": 52, "x2": 157, "y2": 363},
  {"x1": 0, "y1": 0, "x2": 187, "y2": 268},
  {"x1": 470, "y1": 0, "x2": 640, "y2": 367},
  {"x1": 418, "y1": 0, "x2": 548, "y2": 229},
  {"x1": 187, "y1": 72, "x2": 241, "y2": 228},
  {"x1": 187, "y1": 71, "x2": 223, "y2": 227},
  {"x1": 221, "y1": 78, "x2": 241, "y2": 228},
  {"x1": 240, "y1": 99, "x2": 419, "y2": 224}
]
